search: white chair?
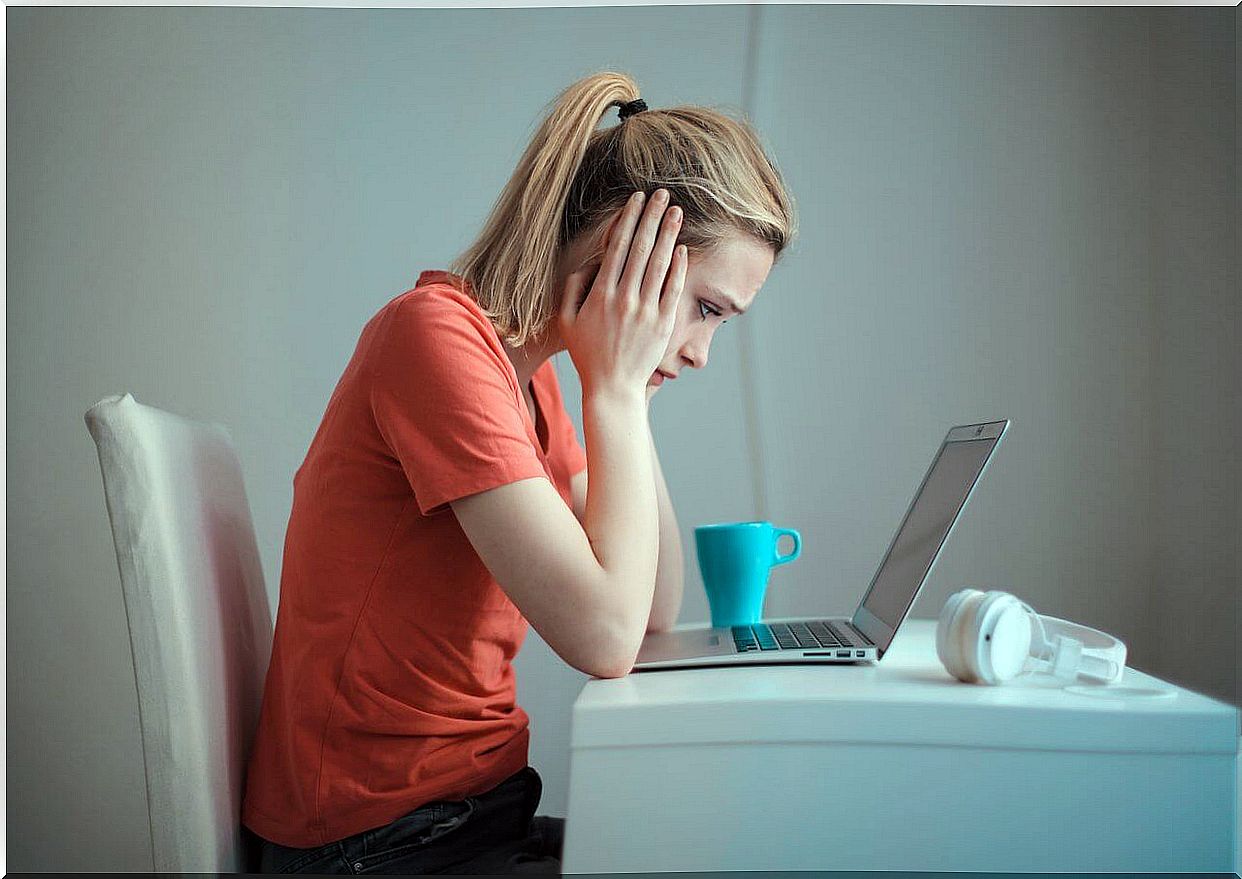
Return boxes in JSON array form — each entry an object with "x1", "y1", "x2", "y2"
[{"x1": 85, "y1": 393, "x2": 273, "y2": 872}]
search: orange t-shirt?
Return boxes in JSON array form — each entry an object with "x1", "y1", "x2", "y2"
[{"x1": 241, "y1": 270, "x2": 588, "y2": 848}]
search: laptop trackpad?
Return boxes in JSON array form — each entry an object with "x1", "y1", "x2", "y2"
[{"x1": 636, "y1": 626, "x2": 734, "y2": 664}]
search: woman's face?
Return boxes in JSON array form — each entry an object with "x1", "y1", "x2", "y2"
[{"x1": 647, "y1": 232, "x2": 774, "y2": 389}]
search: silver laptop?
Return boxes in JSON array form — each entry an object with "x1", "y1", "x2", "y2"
[{"x1": 633, "y1": 420, "x2": 1010, "y2": 671}]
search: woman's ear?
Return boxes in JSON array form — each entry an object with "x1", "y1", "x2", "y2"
[
  {"x1": 583, "y1": 207, "x2": 623, "y2": 263},
  {"x1": 567, "y1": 208, "x2": 621, "y2": 276},
  {"x1": 576, "y1": 262, "x2": 601, "y2": 313}
]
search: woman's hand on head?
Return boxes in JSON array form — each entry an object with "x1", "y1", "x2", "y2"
[{"x1": 558, "y1": 189, "x2": 686, "y2": 400}]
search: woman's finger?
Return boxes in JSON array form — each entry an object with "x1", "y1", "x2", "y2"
[
  {"x1": 641, "y1": 204, "x2": 682, "y2": 310},
  {"x1": 617, "y1": 189, "x2": 667, "y2": 303},
  {"x1": 598, "y1": 191, "x2": 646, "y2": 300},
  {"x1": 659, "y1": 245, "x2": 688, "y2": 323}
]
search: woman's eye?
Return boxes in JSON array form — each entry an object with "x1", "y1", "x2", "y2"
[{"x1": 698, "y1": 300, "x2": 723, "y2": 321}]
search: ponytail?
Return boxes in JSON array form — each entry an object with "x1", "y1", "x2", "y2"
[{"x1": 449, "y1": 72, "x2": 640, "y2": 347}]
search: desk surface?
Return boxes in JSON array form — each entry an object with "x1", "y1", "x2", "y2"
[
  {"x1": 566, "y1": 618, "x2": 1240, "y2": 874},
  {"x1": 572, "y1": 618, "x2": 1239, "y2": 755}
]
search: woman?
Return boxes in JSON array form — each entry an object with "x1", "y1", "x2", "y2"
[{"x1": 242, "y1": 71, "x2": 797, "y2": 874}]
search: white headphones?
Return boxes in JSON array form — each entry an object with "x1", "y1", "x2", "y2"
[{"x1": 936, "y1": 588, "x2": 1128, "y2": 686}]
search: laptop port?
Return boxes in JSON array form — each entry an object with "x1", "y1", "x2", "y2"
[
  {"x1": 855, "y1": 650, "x2": 865, "y2": 657},
  {"x1": 835, "y1": 650, "x2": 849, "y2": 658}
]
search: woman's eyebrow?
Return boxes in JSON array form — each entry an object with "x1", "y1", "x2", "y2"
[{"x1": 706, "y1": 285, "x2": 747, "y2": 315}]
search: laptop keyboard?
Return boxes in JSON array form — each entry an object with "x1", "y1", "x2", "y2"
[{"x1": 731, "y1": 620, "x2": 873, "y2": 654}]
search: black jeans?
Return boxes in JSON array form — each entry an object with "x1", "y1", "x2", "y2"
[{"x1": 254, "y1": 767, "x2": 563, "y2": 875}]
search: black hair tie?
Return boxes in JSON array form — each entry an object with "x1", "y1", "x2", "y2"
[{"x1": 618, "y1": 99, "x2": 648, "y2": 121}]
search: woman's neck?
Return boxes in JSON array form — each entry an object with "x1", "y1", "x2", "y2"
[
  {"x1": 502, "y1": 332, "x2": 565, "y2": 392},
  {"x1": 497, "y1": 253, "x2": 583, "y2": 390}
]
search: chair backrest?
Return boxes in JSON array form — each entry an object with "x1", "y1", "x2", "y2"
[{"x1": 85, "y1": 393, "x2": 273, "y2": 872}]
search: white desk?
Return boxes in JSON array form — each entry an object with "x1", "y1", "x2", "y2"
[{"x1": 563, "y1": 618, "x2": 1240, "y2": 874}]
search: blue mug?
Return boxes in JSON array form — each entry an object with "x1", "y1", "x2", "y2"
[{"x1": 695, "y1": 521, "x2": 802, "y2": 628}]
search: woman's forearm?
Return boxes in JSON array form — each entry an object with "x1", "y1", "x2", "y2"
[
  {"x1": 646, "y1": 423, "x2": 685, "y2": 633},
  {"x1": 581, "y1": 386, "x2": 660, "y2": 664}
]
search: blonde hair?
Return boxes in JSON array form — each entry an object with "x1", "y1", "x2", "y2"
[{"x1": 448, "y1": 71, "x2": 798, "y2": 347}]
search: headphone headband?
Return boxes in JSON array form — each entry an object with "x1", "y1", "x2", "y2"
[
  {"x1": 1022, "y1": 608, "x2": 1127, "y2": 683},
  {"x1": 937, "y1": 589, "x2": 1127, "y2": 686}
]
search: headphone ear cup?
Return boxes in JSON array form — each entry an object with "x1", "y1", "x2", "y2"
[
  {"x1": 935, "y1": 590, "x2": 969, "y2": 678},
  {"x1": 937, "y1": 589, "x2": 982, "y2": 682},
  {"x1": 984, "y1": 597, "x2": 1034, "y2": 683},
  {"x1": 956, "y1": 591, "x2": 994, "y2": 683},
  {"x1": 973, "y1": 592, "x2": 1026, "y2": 684}
]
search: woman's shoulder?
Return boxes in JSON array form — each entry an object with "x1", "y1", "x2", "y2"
[
  {"x1": 384, "y1": 270, "x2": 476, "y2": 315},
  {"x1": 374, "y1": 271, "x2": 497, "y2": 339},
  {"x1": 413, "y1": 269, "x2": 471, "y2": 296},
  {"x1": 366, "y1": 271, "x2": 513, "y2": 377}
]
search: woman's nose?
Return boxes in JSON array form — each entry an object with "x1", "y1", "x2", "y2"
[{"x1": 679, "y1": 332, "x2": 712, "y2": 371}]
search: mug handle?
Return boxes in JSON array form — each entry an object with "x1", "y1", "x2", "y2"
[{"x1": 772, "y1": 528, "x2": 802, "y2": 567}]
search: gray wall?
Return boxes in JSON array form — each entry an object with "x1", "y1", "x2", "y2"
[
  {"x1": 1147, "y1": 7, "x2": 1239, "y2": 721},
  {"x1": 7, "y1": 6, "x2": 1236, "y2": 870}
]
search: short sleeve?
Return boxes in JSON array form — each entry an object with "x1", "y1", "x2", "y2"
[{"x1": 368, "y1": 292, "x2": 549, "y2": 516}]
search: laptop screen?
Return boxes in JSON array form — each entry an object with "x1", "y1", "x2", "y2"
[{"x1": 857, "y1": 435, "x2": 999, "y2": 633}]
